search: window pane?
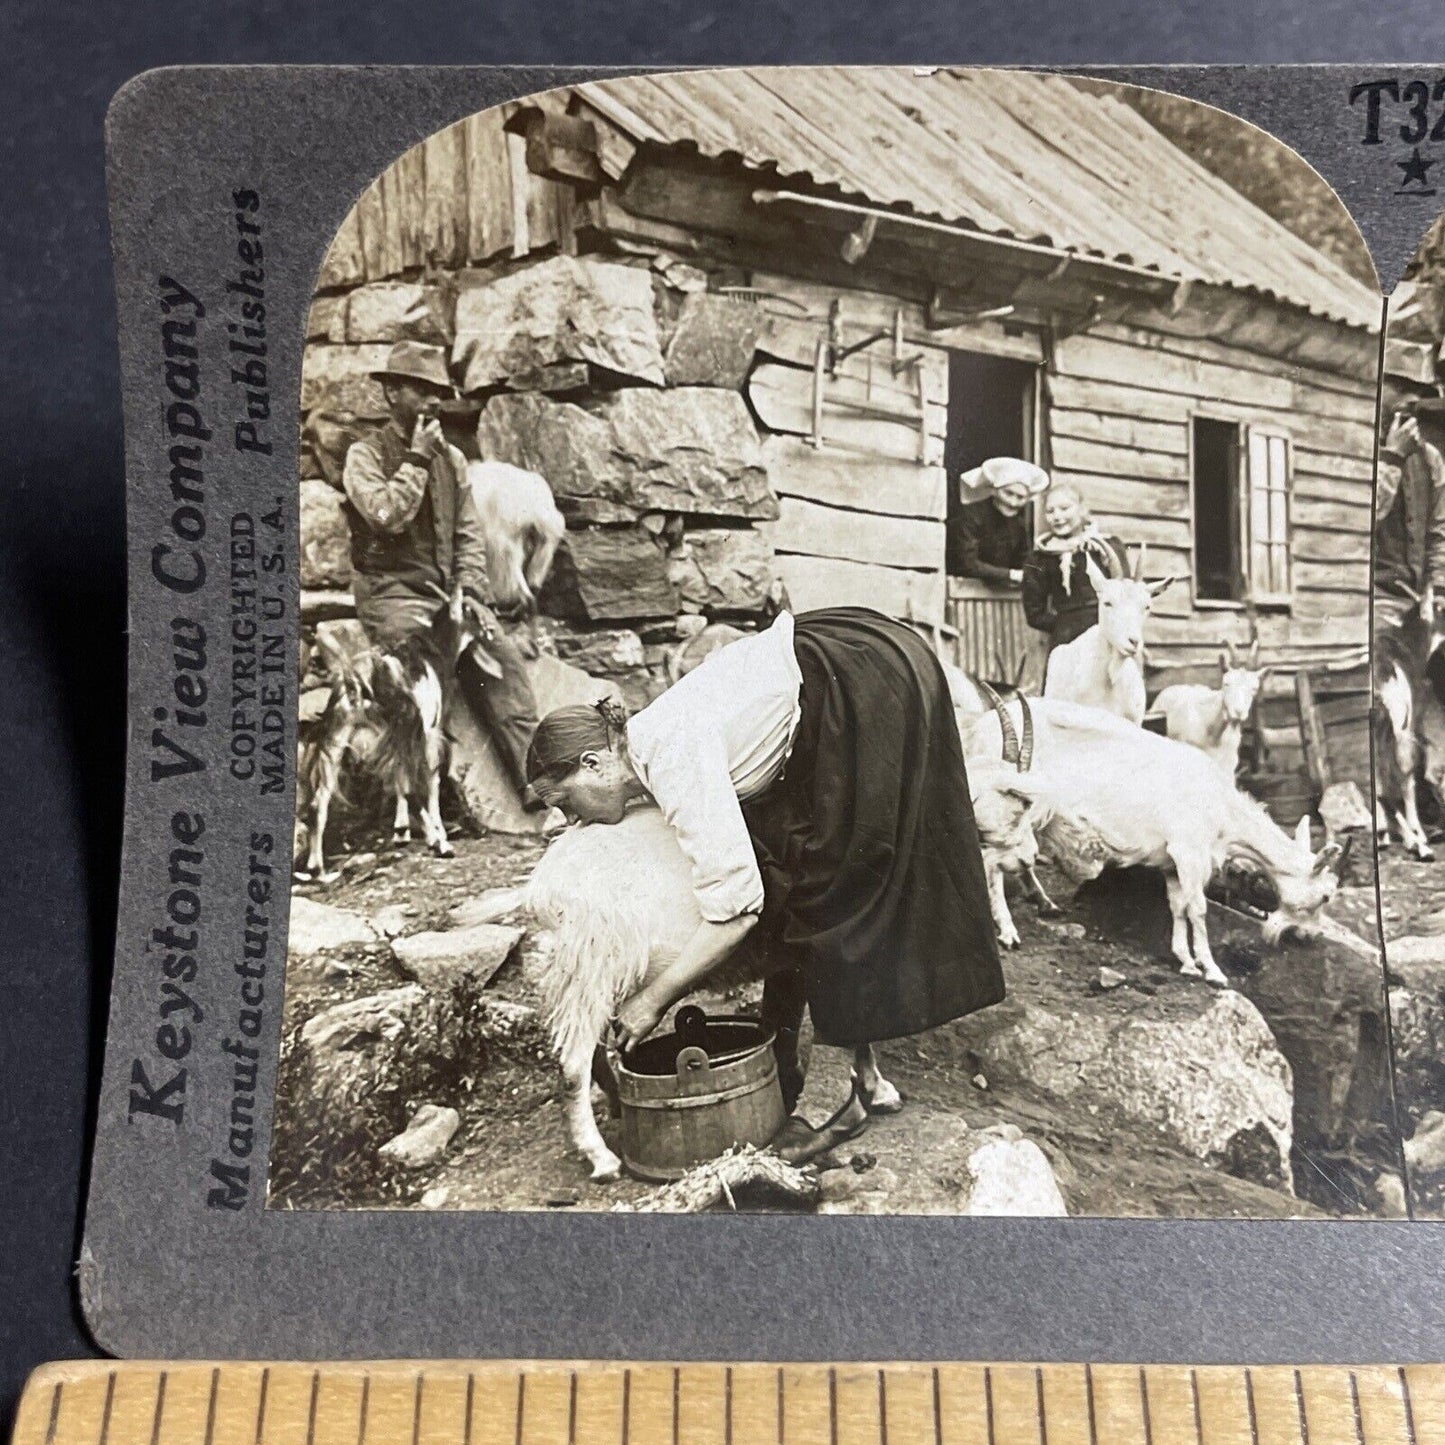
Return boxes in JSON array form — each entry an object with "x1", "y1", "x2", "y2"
[
  {"x1": 1250, "y1": 480, "x2": 1270, "y2": 551},
  {"x1": 1269, "y1": 486, "x2": 1288, "y2": 545},
  {"x1": 1269, "y1": 434, "x2": 1288, "y2": 489}
]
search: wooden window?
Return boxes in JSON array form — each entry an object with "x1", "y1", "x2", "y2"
[
  {"x1": 1190, "y1": 415, "x2": 1292, "y2": 606},
  {"x1": 1246, "y1": 427, "x2": 1292, "y2": 603}
]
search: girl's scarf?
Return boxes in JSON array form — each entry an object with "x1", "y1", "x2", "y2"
[{"x1": 1035, "y1": 524, "x2": 1117, "y2": 595}]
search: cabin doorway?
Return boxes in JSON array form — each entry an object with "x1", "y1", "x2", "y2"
[{"x1": 943, "y1": 350, "x2": 1040, "y2": 681}]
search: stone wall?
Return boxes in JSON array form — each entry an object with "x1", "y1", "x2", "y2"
[{"x1": 299, "y1": 253, "x2": 783, "y2": 707}]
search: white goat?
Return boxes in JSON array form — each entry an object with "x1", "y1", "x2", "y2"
[
  {"x1": 525, "y1": 808, "x2": 902, "y2": 1181},
  {"x1": 1043, "y1": 545, "x2": 1176, "y2": 724},
  {"x1": 1152, "y1": 639, "x2": 1268, "y2": 778},
  {"x1": 965, "y1": 698, "x2": 1343, "y2": 985},
  {"x1": 967, "y1": 760, "x2": 1107, "y2": 948},
  {"x1": 467, "y1": 461, "x2": 566, "y2": 615}
]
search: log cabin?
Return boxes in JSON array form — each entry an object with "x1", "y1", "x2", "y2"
[{"x1": 300, "y1": 67, "x2": 1382, "y2": 821}]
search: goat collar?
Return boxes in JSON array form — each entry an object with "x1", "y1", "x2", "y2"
[{"x1": 977, "y1": 679, "x2": 1034, "y2": 772}]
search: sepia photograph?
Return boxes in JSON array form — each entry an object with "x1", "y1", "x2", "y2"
[
  {"x1": 1371, "y1": 226, "x2": 1445, "y2": 1219},
  {"x1": 272, "y1": 66, "x2": 1395, "y2": 1219}
]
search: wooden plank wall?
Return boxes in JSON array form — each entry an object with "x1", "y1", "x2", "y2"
[
  {"x1": 1048, "y1": 318, "x2": 1377, "y2": 672},
  {"x1": 315, "y1": 104, "x2": 570, "y2": 291}
]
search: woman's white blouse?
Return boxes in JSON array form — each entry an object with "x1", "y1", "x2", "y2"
[{"x1": 626, "y1": 612, "x2": 804, "y2": 922}]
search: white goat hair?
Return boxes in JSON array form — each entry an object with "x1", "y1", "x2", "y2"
[
  {"x1": 1043, "y1": 546, "x2": 1175, "y2": 724},
  {"x1": 467, "y1": 460, "x2": 566, "y2": 613},
  {"x1": 965, "y1": 697, "x2": 1342, "y2": 985},
  {"x1": 1153, "y1": 653, "x2": 1266, "y2": 779}
]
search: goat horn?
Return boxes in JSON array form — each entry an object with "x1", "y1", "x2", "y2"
[
  {"x1": 1133, "y1": 542, "x2": 1147, "y2": 580},
  {"x1": 1224, "y1": 638, "x2": 1238, "y2": 668}
]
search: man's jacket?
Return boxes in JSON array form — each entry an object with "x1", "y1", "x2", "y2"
[
  {"x1": 340, "y1": 421, "x2": 490, "y2": 606},
  {"x1": 1374, "y1": 438, "x2": 1445, "y2": 601}
]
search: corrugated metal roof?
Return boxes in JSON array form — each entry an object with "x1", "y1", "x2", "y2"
[{"x1": 576, "y1": 68, "x2": 1380, "y2": 331}]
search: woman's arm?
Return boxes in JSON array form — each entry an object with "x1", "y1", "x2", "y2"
[
  {"x1": 612, "y1": 914, "x2": 759, "y2": 1049},
  {"x1": 1020, "y1": 551, "x2": 1052, "y2": 630}
]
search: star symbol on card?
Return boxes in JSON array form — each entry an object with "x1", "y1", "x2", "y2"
[{"x1": 1396, "y1": 146, "x2": 1437, "y2": 191}]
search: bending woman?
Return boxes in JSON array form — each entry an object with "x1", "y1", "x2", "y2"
[{"x1": 526, "y1": 607, "x2": 1004, "y2": 1162}]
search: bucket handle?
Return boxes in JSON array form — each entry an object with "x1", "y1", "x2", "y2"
[{"x1": 682, "y1": 1046, "x2": 716, "y2": 1080}]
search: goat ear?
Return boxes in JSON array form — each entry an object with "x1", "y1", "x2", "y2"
[
  {"x1": 1147, "y1": 574, "x2": 1177, "y2": 598},
  {"x1": 1084, "y1": 553, "x2": 1109, "y2": 593},
  {"x1": 1294, "y1": 815, "x2": 1312, "y2": 851}
]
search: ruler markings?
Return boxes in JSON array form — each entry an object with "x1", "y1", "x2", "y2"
[
  {"x1": 14, "y1": 1364, "x2": 1445, "y2": 1445},
  {"x1": 305, "y1": 1370, "x2": 319, "y2": 1445},
  {"x1": 203, "y1": 1369, "x2": 219, "y2": 1445},
  {"x1": 44, "y1": 1382, "x2": 62, "y2": 1445}
]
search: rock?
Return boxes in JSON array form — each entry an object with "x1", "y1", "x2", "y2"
[
  {"x1": 954, "y1": 984, "x2": 1294, "y2": 1191},
  {"x1": 340, "y1": 281, "x2": 444, "y2": 344},
  {"x1": 301, "y1": 984, "x2": 426, "y2": 1054},
  {"x1": 300, "y1": 479, "x2": 353, "y2": 589},
  {"x1": 300, "y1": 343, "x2": 392, "y2": 417},
  {"x1": 1070, "y1": 868, "x2": 1392, "y2": 1199},
  {"x1": 1386, "y1": 946, "x2": 1445, "y2": 1119},
  {"x1": 454, "y1": 256, "x2": 665, "y2": 391},
  {"x1": 302, "y1": 409, "x2": 378, "y2": 488},
  {"x1": 540, "y1": 527, "x2": 679, "y2": 622},
  {"x1": 667, "y1": 528, "x2": 774, "y2": 613},
  {"x1": 322, "y1": 959, "x2": 354, "y2": 982},
  {"x1": 1405, "y1": 1111, "x2": 1445, "y2": 1176},
  {"x1": 1386, "y1": 934, "x2": 1445, "y2": 966},
  {"x1": 391, "y1": 923, "x2": 523, "y2": 992},
  {"x1": 421, "y1": 1185, "x2": 451, "y2": 1209},
  {"x1": 477, "y1": 388, "x2": 777, "y2": 522},
  {"x1": 379, "y1": 1104, "x2": 461, "y2": 1169},
  {"x1": 448, "y1": 653, "x2": 621, "y2": 836},
  {"x1": 1097, "y1": 966, "x2": 1127, "y2": 991},
  {"x1": 288, "y1": 896, "x2": 377, "y2": 959},
  {"x1": 1373, "y1": 1171, "x2": 1409, "y2": 1218},
  {"x1": 307, "y1": 294, "x2": 343, "y2": 342},
  {"x1": 964, "y1": 1130, "x2": 1069, "y2": 1216},
  {"x1": 1318, "y1": 779, "x2": 1372, "y2": 837},
  {"x1": 447, "y1": 889, "x2": 524, "y2": 929},
  {"x1": 533, "y1": 620, "x2": 647, "y2": 674},
  {"x1": 371, "y1": 904, "x2": 413, "y2": 940},
  {"x1": 663, "y1": 292, "x2": 764, "y2": 387}
]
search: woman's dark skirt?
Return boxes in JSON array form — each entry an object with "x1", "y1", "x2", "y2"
[{"x1": 740, "y1": 607, "x2": 1003, "y2": 1048}]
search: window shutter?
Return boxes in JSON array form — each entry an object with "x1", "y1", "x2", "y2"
[{"x1": 1245, "y1": 426, "x2": 1291, "y2": 602}]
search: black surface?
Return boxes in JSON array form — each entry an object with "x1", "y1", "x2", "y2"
[{"x1": 4, "y1": 0, "x2": 1445, "y2": 1432}]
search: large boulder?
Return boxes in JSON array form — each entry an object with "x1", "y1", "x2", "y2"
[
  {"x1": 1385, "y1": 935, "x2": 1445, "y2": 1121},
  {"x1": 391, "y1": 923, "x2": 524, "y2": 992},
  {"x1": 288, "y1": 896, "x2": 377, "y2": 959},
  {"x1": 448, "y1": 652, "x2": 621, "y2": 835},
  {"x1": 454, "y1": 256, "x2": 665, "y2": 392},
  {"x1": 953, "y1": 981, "x2": 1294, "y2": 1191},
  {"x1": 663, "y1": 292, "x2": 765, "y2": 388},
  {"x1": 667, "y1": 527, "x2": 774, "y2": 614},
  {"x1": 300, "y1": 479, "x2": 353, "y2": 589},
  {"x1": 340, "y1": 280, "x2": 451, "y2": 345},
  {"x1": 477, "y1": 388, "x2": 777, "y2": 522},
  {"x1": 300, "y1": 343, "x2": 391, "y2": 418},
  {"x1": 539, "y1": 527, "x2": 679, "y2": 623}
]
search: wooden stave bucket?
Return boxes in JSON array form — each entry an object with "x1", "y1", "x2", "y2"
[{"x1": 615, "y1": 1015, "x2": 787, "y2": 1182}]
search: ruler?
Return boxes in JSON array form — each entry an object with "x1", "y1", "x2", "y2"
[{"x1": 10, "y1": 1360, "x2": 1445, "y2": 1444}]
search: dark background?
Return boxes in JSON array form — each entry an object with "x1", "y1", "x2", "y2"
[{"x1": 4, "y1": 1, "x2": 1445, "y2": 1430}]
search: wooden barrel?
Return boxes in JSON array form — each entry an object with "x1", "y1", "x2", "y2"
[{"x1": 615, "y1": 1012, "x2": 786, "y2": 1182}]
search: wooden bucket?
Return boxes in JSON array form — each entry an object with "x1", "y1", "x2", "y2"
[{"x1": 615, "y1": 1008, "x2": 786, "y2": 1181}]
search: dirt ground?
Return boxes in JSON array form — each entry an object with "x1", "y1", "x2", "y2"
[{"x1": 272, "y1": 825, "x2": 1395, "y2": 1220}]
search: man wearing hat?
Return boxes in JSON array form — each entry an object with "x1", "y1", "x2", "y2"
[
  {"x1": 341, "y1": 339, "x2": 542, "y2": 803},
  {"x1": 944, "y1": 456, "x2": 1050, "y2": 585},
  {"x1": 1374, "y1": 340, "x2": 1445, "y2": 629}
]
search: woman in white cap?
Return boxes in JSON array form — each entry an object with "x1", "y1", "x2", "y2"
[
  {"x1": 944, "y1": 456, "x2": 1050, "y2": 586},
  {"x1": 1021, "y1": 480, "x2": 1130, "y2": 655}
]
